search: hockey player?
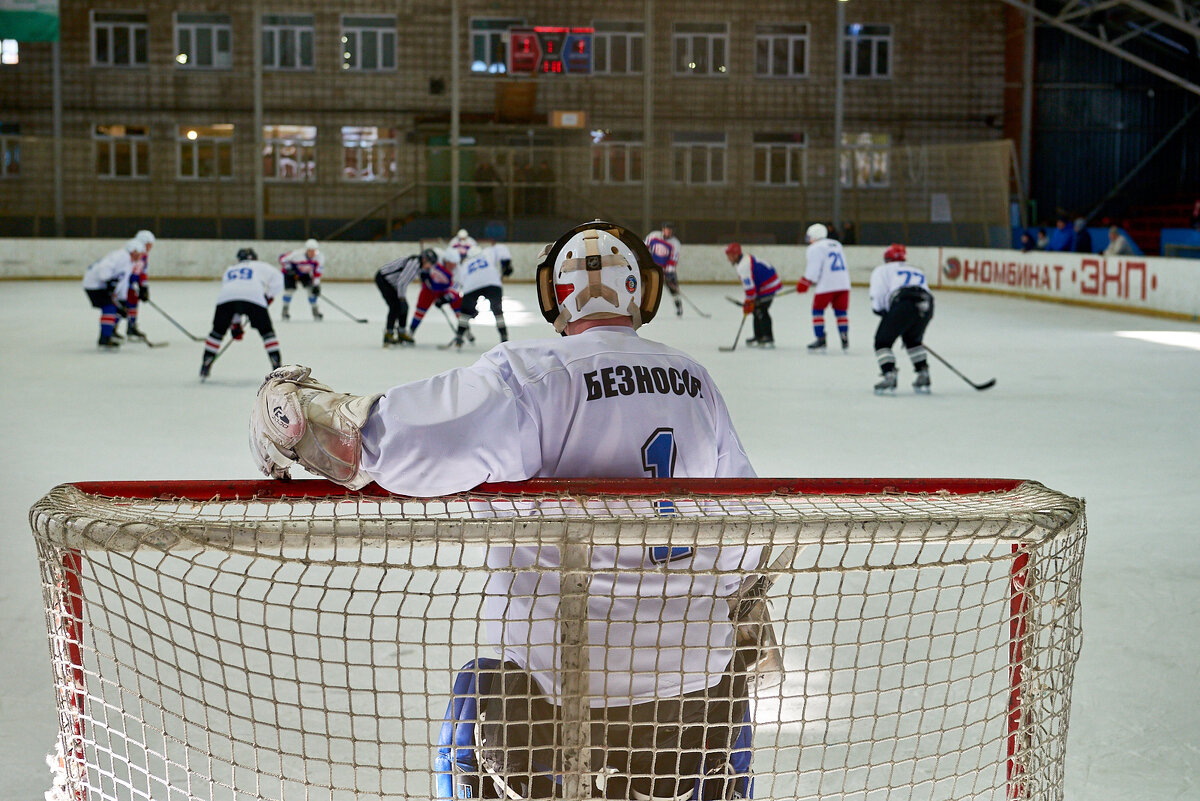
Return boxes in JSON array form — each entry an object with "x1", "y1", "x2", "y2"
[
  {"x1": 726, "y1": 241, "x2": 783, "y2": 348},
  {"x1": 278, "y1": 238, "x2": 324, "y2": 321},
  {"x1": 797, "y1": 223, "x2": 852, "y2": 352},
  {"x1": 125, "y1": 229, "x2": 155, "y2": 341},
  {"x1": 82, "y1": 238, "x2": 140, "y2": 349},
  {"x1": 448, "y1": 242, "x2": 513, "y2": 347},
  {"x1": 405, "y1": 249, "x2": 461, "y2": 342},
  {"x1": 374, "y1": 250, "x2": 435, "y2": 347},
  {"x1": 448, "y1": 228, "x2": 478, "y2": 261},
  {"x1": 869, "y1": 243, "x2": 935, "y2": 394},
  {"x1": 250, "y1": 220, "x2": 762, "y2": 801},
  {"x1": 200, "y1": 248, "x2": 284, "y2": 380},
  {"x1": 645, "y1": 221, "x2": 683, "y2": 316}
]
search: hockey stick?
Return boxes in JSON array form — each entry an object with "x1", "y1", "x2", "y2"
[
  {"x1": 320, "y1": 294, "x2": 368, "y2": 324},
  {"x1": 724, "y1": 287, "x2": 797, "y2": 307},
  {"x1": 719, "y1": 314, "x2": 750, "y2": 352},
  {"x1": 676, "y1": 288, "x2": 711, "y2": 318},
  {"x1": 924, "y1": 345, "x2": 996, "y2": 391},
  {"x1": 128, "y1": 333, "x2": 169, "y2": 348},
  {"x1": 146, "y1": 299, "x2": 204, "y2": 341},
  {"x1": 437, "y1": 305, "x2": 475, "y2": 342}
]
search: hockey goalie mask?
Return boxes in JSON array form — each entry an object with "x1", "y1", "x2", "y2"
[{"x1": 536, "y1": 220, "x2": 662, "y2": 333}]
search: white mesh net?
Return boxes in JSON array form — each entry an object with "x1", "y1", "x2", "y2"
[{"x1": 30, "y1": 478, "x2": 1085, "y2": 801}]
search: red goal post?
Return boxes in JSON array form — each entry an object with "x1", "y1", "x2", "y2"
[{"x1": 30, "y1": 477, "x2": 1085, "y2": 801}]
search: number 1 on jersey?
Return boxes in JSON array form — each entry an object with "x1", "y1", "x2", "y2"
[{"x1": 642, "y1": 428, "x2": 689, "y2": 561}]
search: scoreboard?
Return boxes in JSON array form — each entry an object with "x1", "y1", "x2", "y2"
[{"x1": 508, "y1": 27, "x2": 593, "y2": 76}]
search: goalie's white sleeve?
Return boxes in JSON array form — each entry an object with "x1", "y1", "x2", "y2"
[
  {"x1": 454, "y1": 245, "x2": 506, "y2": 295},
  {"x1": 869, "y1": 261, "x2": 932, "y2": 313},
  {"x1": 359, "y1": 326, "x2": 760, "y2": 706},
  {"x1": 216, "y1": 260, "x2": 285, "y2": 307},
  {"x1": 82, "y1": 248, "x2": 133, "y2": 297},
  {"x1": 803, "y1": 238, "x2": 852, "y2": 293}
]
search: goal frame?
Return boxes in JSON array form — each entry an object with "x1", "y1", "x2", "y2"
[{"x1": 34, "y1": 477, "x2": 1080, "y2": 801}]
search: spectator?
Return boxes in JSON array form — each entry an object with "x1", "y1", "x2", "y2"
[
  {"x1": 1046, "y1": 216, "x2": 1075, "y2": 252},
  {"x1": 1072, "y1": 218, "x2": 1093, "y2": 253},
  {"x1": 1103, "y1": 226, "x2": 1134, "y2": 257},
  {"x1": 1036, "y1": 228, "x2": 1050, "y2": 250},
  {"x1": 1019, "y1": 230, "x2": 1037, "y2": 252}
]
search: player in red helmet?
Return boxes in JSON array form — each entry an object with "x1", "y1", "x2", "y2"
[{"x1": 868, "y1": 244, "x2": 935, "y2": 394}]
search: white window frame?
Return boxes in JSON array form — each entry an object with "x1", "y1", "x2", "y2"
[
  {"x1": 341, "y1": 15, "x2": 396, "y2": 72},
  {"x1": 94, "y1": 125, "x2": 150, "y2": 180},
  {"x1": 672, "y1": 23, "x2": 728, "y2": 77},
  {"x1": 262, "y1": 14, "x2": 315, "y2": 71},
  {"x1": 0, "y1": 124, "x2": 19, "y2": 178},
  {"x1": 753, "y1": 133, "x2": 807, "y2": 187},
  {"x1": 177, "y1": 125, "x2": 234, "y2": 180},
  {"x1": 263, "y1": 124, "x2": 317, "y2": 182},
  {"x1": 91, "y1": 11, "x2": 149, "y2": 68},
  {"x1": 592, "y1": 21, "x2": 643, "y2": 75},
  {"x1": 841, "y1": 132, "x2": 891, "y2": 188},
  {"x1": 175, "y1": 13, "x2": 232, "y2": 70},
  {"x1": 755, "y1": 23, "x2": 808, "y2": 79},
  {"x1": 1, "y1": 39, "x2": 18, "y2": 66},
  {"x1": 590, "y1": 131, "x2": 642, "y2": 184},
  {"x1": 341, "y1": 126, "x2": 398, "y2": 182},
  {"x1": 470, "y1": 17, "x2": 524, "y2": 75},
  {"x1": 671, "y1": 131, "x2": 726, "y2": 185},
  {"x1": 843, "y1": 23, "x2": 892, "y2": 79}
]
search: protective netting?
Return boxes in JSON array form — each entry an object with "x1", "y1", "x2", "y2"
[{"x1": 30, "y1": 478, "x2": 1085, "y2": 801}]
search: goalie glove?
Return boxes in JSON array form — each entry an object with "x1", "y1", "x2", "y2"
[
  {"x1": 139, "y1": 284, "x2": 149, "y2": 302},
  {"x1": 249, "y1": 365, "x2": 383, "y2": 489}
]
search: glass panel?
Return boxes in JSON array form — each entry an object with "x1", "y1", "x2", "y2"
[
  {"x1": 300, "y1": 30, "x2": 313, "y2": 66},
  {"x1": 95, "y1": 27, "x2": 109, "y2": 63},
  {"x1": 755, "y1": 38, "x2": 768, "y2": 75},
  {"x1": 217, "y1": 29, "x2": 231, "y2": 56},
  {"x1": 712, "y1": 37, "x2": 725, "y2": 73},
  {"x1": 197, "y1": 142, "x2": 215, "y2": 177},
  {"x1": 362, "y1": 31, "x2": 378, "y2": 69},
  {"x1": 843, "y1": 41, "x2": 852, "y2": 75},
  {"x1": 630, "y1": 146, "x2": 642, "y2": 181},
  {"x1": 689, "y1": 146, "x2": 705, "y2": 183},
  {"x1": 177, "y1": 28, "x2": 189, "y2": 62},
  {"x1": 691, "y1": 35, "x2": 707, "y2": 73},
  {"x1": 772, "y1": 37, "x2": 787, "y2": 76},
  {"x1": 790, "y1": 150, "x2": 804, "y2": 185},
  {"x1": 263, "y1": 30, "x2": 274, "y2": 66},
  {"x1": 96, "y1": 143, "x2": 110, "y2": 175},
  {"x1": 114, "y1": 27, "x2": 130, "y2": 64},
  {"x1": 770, "y1": 148, "x2": 786, "y2": 184},
  {"x1": 855, "y1": 41, "x2": 871, "y2": 75},
  {"x1": 135, "y1": 141, "x2": 148, "y2": 176},
  {"x1": 594, "y1": 37, "x2": 607, "y2": 72},
  {"x1": 134, "y1": 27, "x2": 147, "y2": 64},
  {"x1": 115, "y1": 141, "x2": 131, "y2": 175},
  {"x1": 630, "y1": 36, "x2": 643, "y2": 72},
  {"x1": 876, "y1": 40, "x2": 889, "y2": 76},
  {"x1": 754, "y1": 147, "x2": 766, "y2": 182},
  {"x1": 344, "y1": 30, "x2": 357, "y2": 67},
  {"x1": 711, "y1": 148, "x2": 724, "y2": 182},
  {"x1": 793, "y1": 39, "x2": 806, "y2": 75},
  {"x1": 218, "y1": 142, "x2": 232, "y2": 176},
  {"x1": 196, "y1": 28, "x2": 212, "y2": 66},
  {"x1": 382, "y1": 32, "x2": 395, "y2": 68},
  {"x1": 610, "y1": 36, "x2": 625, "y2": 73},
  {"x1": 280, "y1": 29, "x2": 295, "y2": 67}
]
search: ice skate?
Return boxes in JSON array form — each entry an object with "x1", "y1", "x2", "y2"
[
  {"x1": 127, "y1": 324, "x2": 147, "y2": 341},
  {"x1": 913, "y1": 369, "x2": 931, "y2": 394},
  {"x1": 397, "y1": 331, "x2": 415, "y2": 346},
  {"x1": 757, "y1": 339, "x2": 776, "y2": 349},
  {"x1": 281, "y1": 305, "x2": 290, "y2": 321},
  {"x1": 311, "y1": 304, "x2": 323, "y2": 321},
  {"x1": 675, "y1": 299, "x2": 683, "y2": 317},
  {"x1": 874, "y1": 372, "x2": 898, "y2": 395},
  {"x1": 807, "y1": 337, "x2": 827, "y2": 353},
  {"x1": 109, "y1": 330, "x2": 125, "y2": 342},
  {"x1": 745, "y1": 337, "x2": 760, "y2": 347},
  {"x1": 97, "y1": 335, "x2": 120, "y2": 350},
  {"x1": 840, "y1": 333, "x2": 849, "y2": 352},
  {"x1": 383, "y1": 332, "x2": 399, "y2": 347}
]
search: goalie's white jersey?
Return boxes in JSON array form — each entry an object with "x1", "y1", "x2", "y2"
[
  {"x1": 803, "y1": 238, "x2": 852, "y2": 293},
  {"x1": 360, "y1": 326, "x2": 761, "y2": 706},
  {"x1": 82, "y1": 248, "x2": 133, "y2": 296},
  {"x1": 215, "y1": 260, "x2": 285, "y2": 307},
  {"x1": 869, "y1": 260, "x2": 932, "y2": 313},
  {"x1": 454, "y1": 243, "x2": 511, "y2": 295}
]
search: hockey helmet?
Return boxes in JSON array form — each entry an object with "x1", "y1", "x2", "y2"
[
  {"x1": 237, "y1": 247, "x2": 258, "y2": 262},
  {"x1": 420, "y1": 248, "x2": 439, "y2": 265},
  {"x1": 535, "y1": 220, "x2": 662, "y2": 333},
  {"x1": 135, "y1": 229, "x2": 156, "y2": 246},
  {"x1": 661, "y1": 221, "x2": 675, "y2": 233},
  {"x1": 304, "y1": 238, "x2": 319, "y2": 252},
  {"x1": 724, "y1": 242, "x2": 743, "y2": 261},
  {"x1": 883, "y1": 243, "x2": 907, "y2": 263},
  {"x1": 123, "y1": 238, "x2": 142, "y2": 254},
  {"x1": 806, "y1": 223, "x2": 828, "y2": 243}
]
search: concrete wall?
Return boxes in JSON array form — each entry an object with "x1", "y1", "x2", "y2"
[{"x1": 5, "y1": 239, "x2": 1199, "y2": 320}]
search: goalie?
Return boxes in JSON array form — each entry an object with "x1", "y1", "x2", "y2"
[{"x1": 250, "y1": 221, "x2": 778, "y2": 800}]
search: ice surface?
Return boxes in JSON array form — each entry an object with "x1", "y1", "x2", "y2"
[{"x1": 2, "y1": 279, "x2": 1197, "y2": 799}]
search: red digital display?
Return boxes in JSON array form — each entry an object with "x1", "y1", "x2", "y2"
[{"x1": 508, "y1": 26, "x2": 593, "y2": 76}]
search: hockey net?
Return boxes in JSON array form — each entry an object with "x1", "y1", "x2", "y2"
[{"x1": 30, "y1": 478, "x2": 1085, "y2": 801}]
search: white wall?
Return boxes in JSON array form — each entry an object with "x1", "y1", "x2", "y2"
[{"x1": 4, "y1": 239, "x2": 1199, "y2": 319}]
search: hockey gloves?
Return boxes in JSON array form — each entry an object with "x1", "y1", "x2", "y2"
[
  {"x1": 796, "y1": 278, "x2": 812, "y2": 294},
  {"x1": 250, "y1": 365, "x2": 383, "y2": 489},
  {"x1": 139, "y1": 284, "x2": 149, "y2": 302},
  {"x1": 742, "y1": 299, "x2": 755, "y2": 315},
  {"x1": 230, "y1": 322, "x2": 245, "y2": 340}
]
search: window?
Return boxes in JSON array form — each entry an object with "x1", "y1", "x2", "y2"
[
  {"x1": 2, "y1": 40, "x2": 18, "y2": 66},
  {"x1": 671, "y1": 131, "x2": 725, "y2": 185},
  {"x1": 755, "y1": 24, "x2": 807, "y2": 78},
  {"x1": 593, "y1": 21, "x2": 643, "y2": 75},
  {"x1": 672, "y1": 23, "x2": 728, "y2": 76},
  {"x1": 92, "y1": 11, "x2": 148, "y2": 68},
  {"x1": 843, "y1": 24, "x2": 891, "y2": 78},
  {"x1": 175, "y1": 13, "x2": 232, "y2": 69},
  {"x1": 470, "y1": 17, "x2": 523, "y2": 74},
  {"x1": 590, "y1": 130, "x2": 642, "y2": 184},
  {"x1": 1, "y1": 123, "x2": 19, "y2": 178},
  {"x1": 341, "y1": 127, "x2": 397, "y2": 181},
  {"x1": 94, "y1": 124, "x2": 149, "y2": 179},
  {"x1": 178, "y1": 124, "x2": 233, "y2": 179},
  {"x1": 841, "y1": 132, "x2": 890, "y2": 188},
  {"x1": 342, "y1": 16, "x2": 396, "y2": 71},
  {"x1": 263, "y1": 124, "x2": 316, "y2": 181},
  {"x1": 754, "y1": 133, "x2": 807, "y2": 186},
  {"x1": 263, "y1": 14, "x2": 314, "y2": 70}
]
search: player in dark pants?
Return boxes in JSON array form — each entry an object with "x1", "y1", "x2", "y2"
[
  {"x1": 375, "y1": 271, "x2": 408, "y2": 340},
  {"x1": 869, "y1": 244, "x2": 935, "y2": 394}
]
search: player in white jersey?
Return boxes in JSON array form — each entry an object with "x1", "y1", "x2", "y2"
[
  {"x1": 82, "y1": 238, "x2": 141, "y2": 349},
  {"x1": 278, "y1": 238, "x2": 325, "y2": 321},
  {"x1": 125, "y1": 229, "x2": 155, "y2": 341},
  {"x1": 449, "y1": 243, "x2": 513, "y2": 347},
  {"x1": 645, "y1": 222, "x2": 684, "y2": 316},
  {"x1": 448, "y1": 228, "x2": 478, "y2": 261},
  {"x1": 200, "y1": 248, "x2": 284, "y2": 380},
  {"x1": 868, "y1": 243, "x2": 934, "y2": 394},
  {"x1": 250, "y1": 221, "x2": 764, "y2": 801},
  {"x1": 796, "y1": 223, "x2": 852, "y2": 352}
]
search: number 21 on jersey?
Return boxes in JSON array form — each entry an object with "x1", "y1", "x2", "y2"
[{"x1": 641, "y1": 428, "x2": 691, "y2": 563}]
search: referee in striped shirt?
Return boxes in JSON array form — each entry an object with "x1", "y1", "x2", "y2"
[{"x1": 376, "y1": 249, "x2": 436, "y2": 346}]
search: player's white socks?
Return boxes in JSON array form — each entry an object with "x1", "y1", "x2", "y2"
[{"x1": 250, "y1": 365, "x2": 382, "y2": 488}]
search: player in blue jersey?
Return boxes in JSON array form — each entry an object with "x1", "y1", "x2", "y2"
[
  {"x1": 726, "y1": 242, "x2": 783, "y2": 348},
  {"x1": 646, "y1": 222, "x2": 684, "y2": 316}
]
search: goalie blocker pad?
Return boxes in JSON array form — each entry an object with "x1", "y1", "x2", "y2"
[{"x1": 434, "y1": 659, "x2": 753, "y2": 801}]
